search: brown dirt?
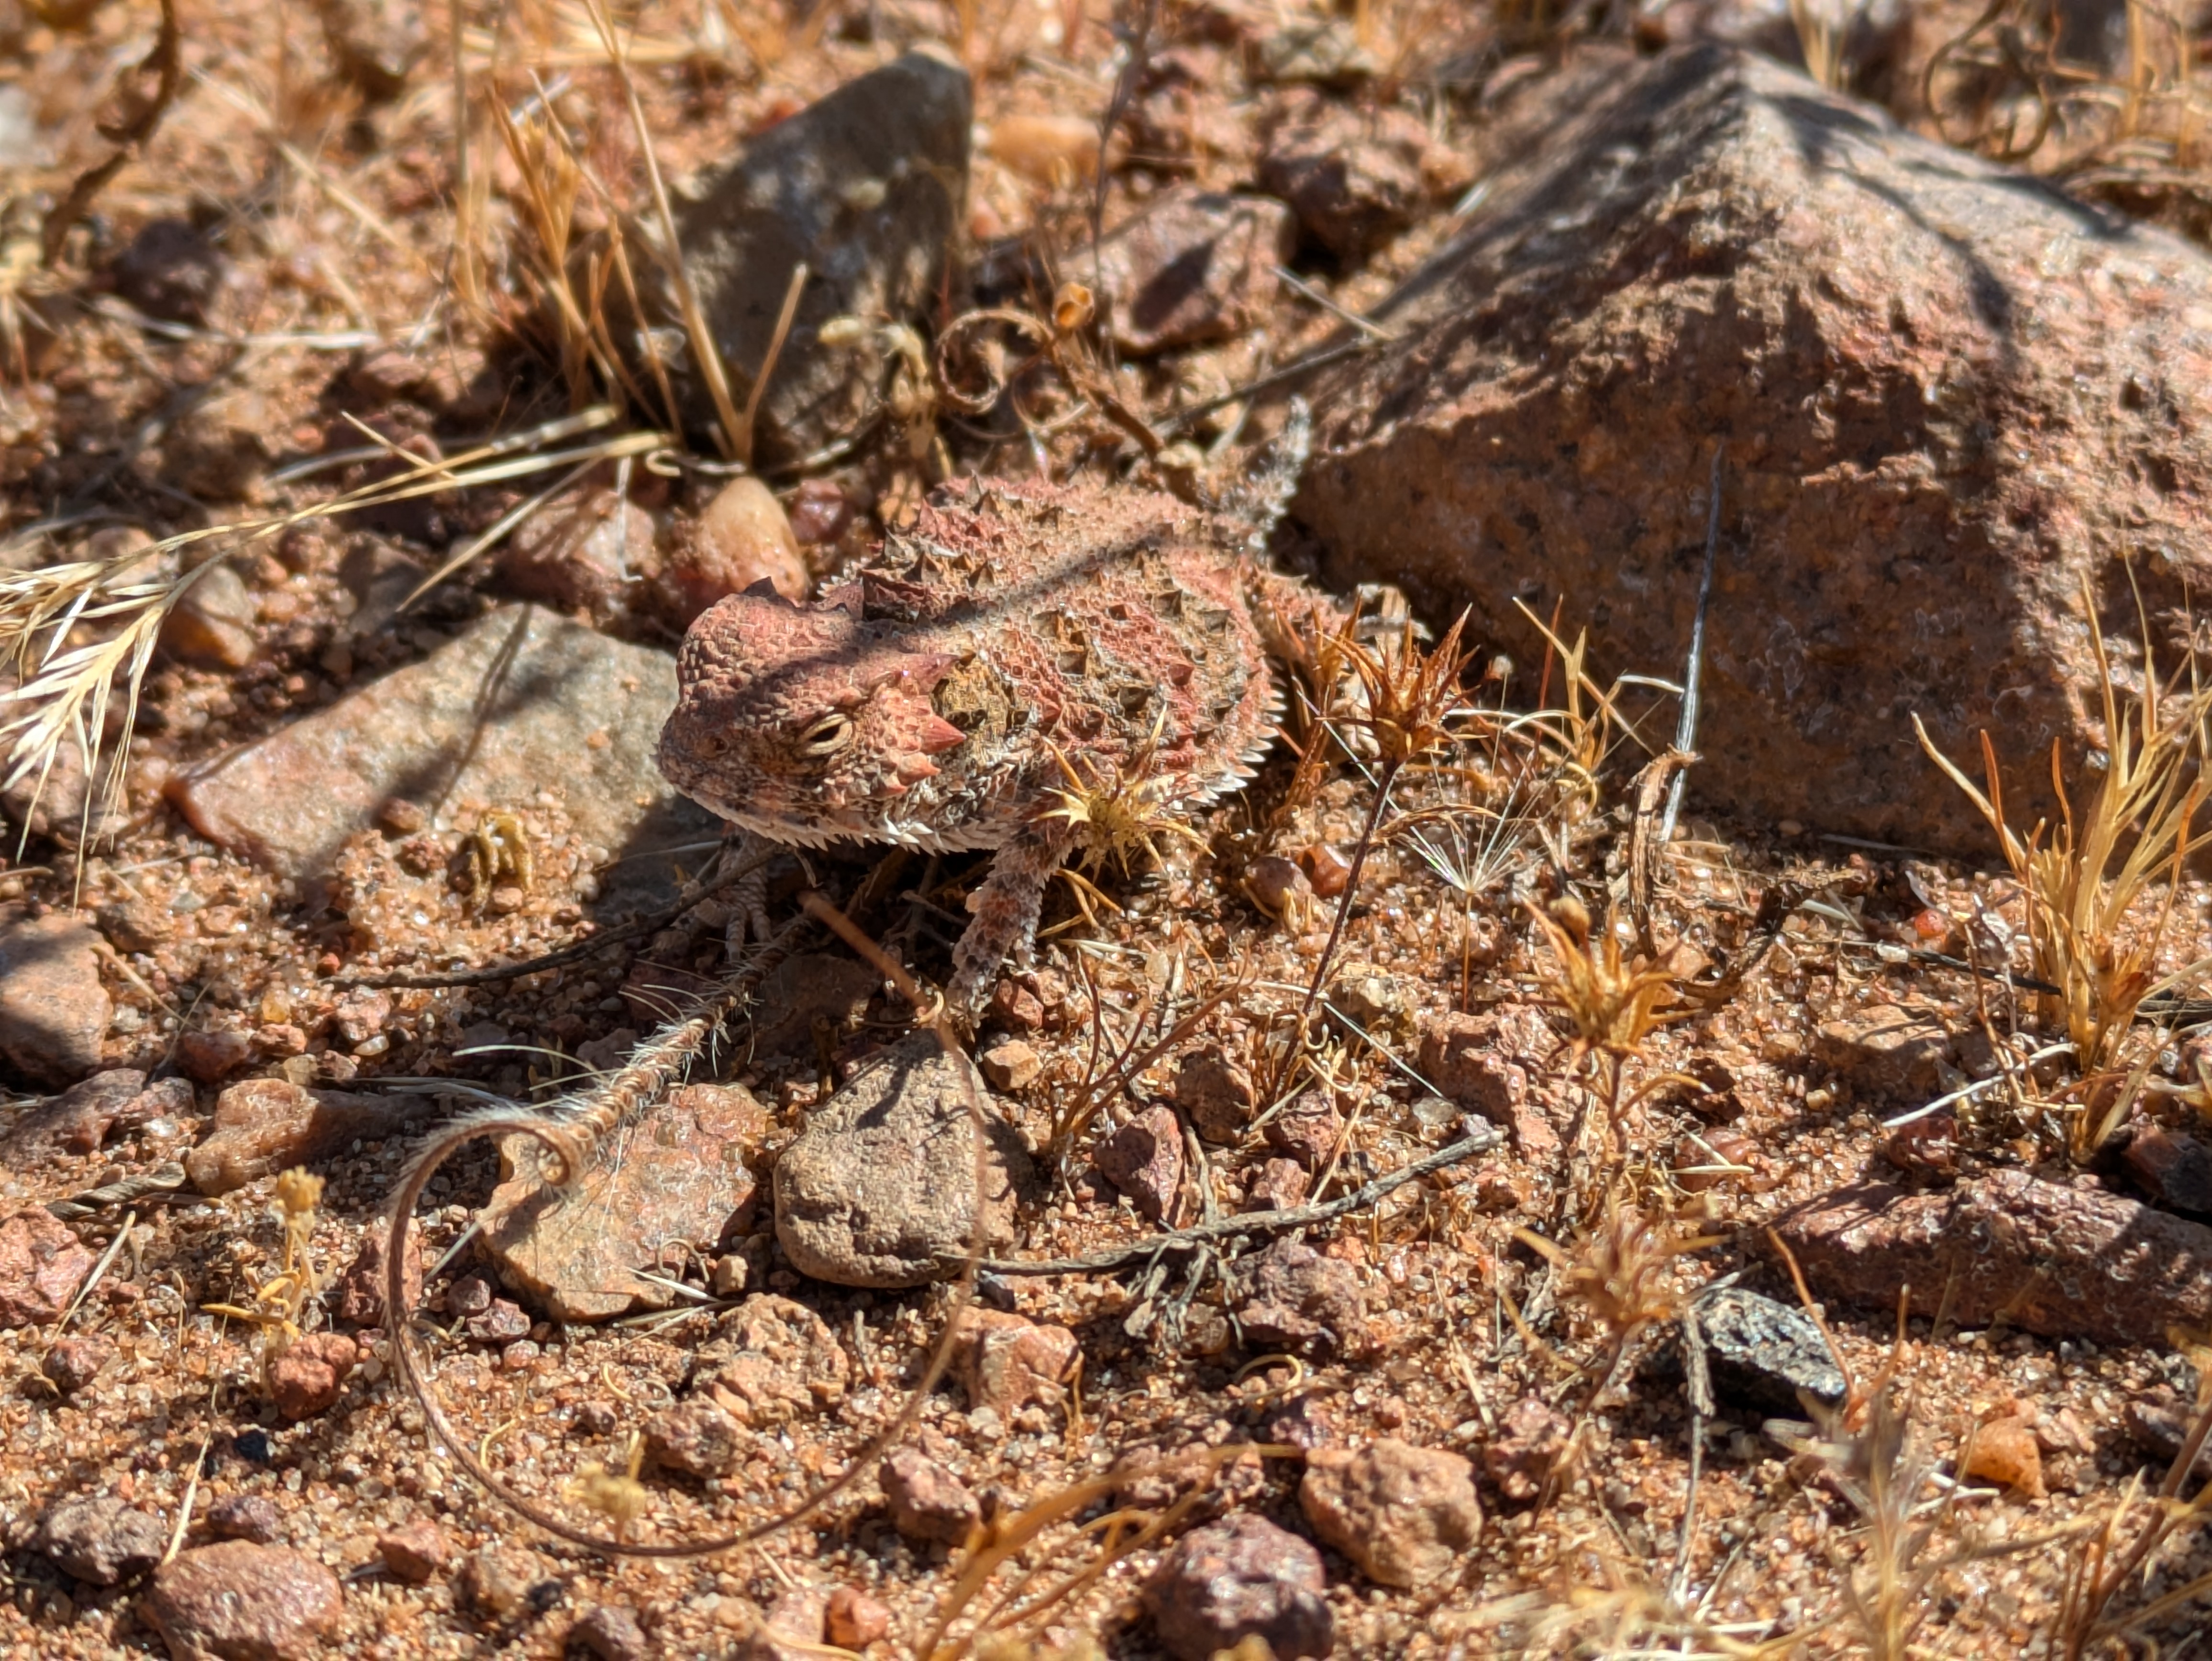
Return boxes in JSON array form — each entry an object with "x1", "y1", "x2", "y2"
[{"x1": 5, "y1": 2, "x2": 2212, "y2": 1658}]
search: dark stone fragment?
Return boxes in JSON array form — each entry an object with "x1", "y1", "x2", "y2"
[
  {"x1": 1691, "y1": 1285, "x2": 1846, "y2": 1414},
  {"x1": 2126, "y1": 1127, "x2": 2212, "y2": 1214}
]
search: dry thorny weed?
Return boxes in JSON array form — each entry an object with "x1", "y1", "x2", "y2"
[{"x1": 200, "y1": 1166, "x2": 327, "y2": 1387}]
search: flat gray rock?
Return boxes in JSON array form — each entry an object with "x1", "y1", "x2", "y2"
[
  {"x1": 657, "y1": 51, "x2": 971, "y2": 466},
  {"x1": 169, "y1": 604, "x2": 712, "y2": 883},
  {"x1": 774, "y1": 1033, "x2": 1028, "y2": 1289}
]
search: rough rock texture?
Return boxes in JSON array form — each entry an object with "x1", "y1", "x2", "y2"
[
  {"x1": 0, "y1": 907, "x2": 111, "y2": 1085},
  {"x1": 1772, "y1": 1171, "x2": 2212, "y2": 1343},
  {"x1": 479, "y1": 1081, "x2": 763, "y2": 1320},
  {"x1": 1484, "y1": 1396, "x2": 1571, "y2": 1504},
  {"x1": 267, "y1": 1332, "x2": 358, "y2": 1420},
  {"x1": 42, "y1": 1331, "x2": 114, "y2": 1392},
  {"x1": 643, "y1": 1397, "x2": 747, "y2": 1478},
  {"x1": 570, "y1": 1605, "x2": 651, "y2": 1661},
  {"x1": 1142, "y1": 1512, "x2": 1336, "y2": 1661},
  {"x1": 1097, "y1": 1103, "x2": 1184, "y2": 1221},
  {"x1": 1, "y1": 1068, "x2": 148, "y2": 1163},
  {"x1": 1297, "y1": 43, "x2": 2212, "y2": 846},
  {"x1": 1237, "y1": 1238, "x2": 1368, "y2": 1360},
  {"x1": 333, "y1": 1226, "x2": 421, "y2": 1328},
  {"x1": 825, "y1": 1587, "x2": 890, "y2": 1648},
  {"x1": 880, "y1": 1446, "x2": 980, "y2": 1543},
  {"x1": 0, "y1": 1206, "x2": 95, "y2": 1327},
  {"x1": 774, "y1": 1034, "x2": 1028, "y2": 1287},
  {"x1": 951, "y1": 1308, "x2": 1080, "y2": 1413},
  {"x1": 2126, "y1": 1127, "x2": 2212, "y2": 1213},
  {"x1": 144, "y1": 1541, "x2": 343, "y2": 1660},
  {"x1": 185, "y1": 1078, "x2": 429, "y2": 1196},
  {"x1": 375, "y1": 1518, "x2": 451, "y2": 1584},
  {"x1": 1298, "y1": 1439, "x2": 1481, "y2": 1589},
  {"x1": 457, "y1": 1544, "x2": 554, "y2": 1621},
  {"x1": 1176, "y1": 1046, "x2": 1257, "y2": 1143},
  {"x1": 34, "y1": 1493, "x2": 167, "y2": 1584},
  {"x1": 1690, "y1": 1285, "x2": 1847, "y2": 1412},
  {"x1": 1259, "y1": 92, "x2": 1452, "y2": 261},
  {"x1": 696, "y1": 1294, "x2": 851, "y2": 1425},
  {"x1": 661, "y1": 51, "x2": 971, "y2": 465},
  {"x1": 1094, "y1": 188, "x2": 1295, "y2": 355},
  {"x1": 172, "y1": 604, "x2": 711, "y2": 883},
  {"x1": 203, "y1": 1495, "x2": 280, "y2": 1544}
]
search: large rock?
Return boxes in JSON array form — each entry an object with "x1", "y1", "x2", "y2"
[
  {"x1": 1297, "y1": 44, "x2": 2212, "y2": 847},
  {"x1": 143, "y1": 1541, "x2": 343, "y2": 1661},
  {"x1": 1771, "y1": 1170, "x2": 2212, "y2": 1344},
  {"x1": 479, "y1": 1082, "x2": 765, "y2": 1321},
  {"x1": 170, "y1": 604, "x2": 711, "y2": 883},
  {"x1": 0, "y1": 908, "x2": 110, "y2": 1085},
  {"x1": 774, "y1": 1033, "x2": 1027, "y2": 1288},
  {"x1": 656, "y1": 51, "x2": 970, "y2": 466}
]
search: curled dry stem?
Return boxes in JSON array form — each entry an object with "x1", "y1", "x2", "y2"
[{"x1": 383, "y1": 895, "x2": 985, "y2": 1558}]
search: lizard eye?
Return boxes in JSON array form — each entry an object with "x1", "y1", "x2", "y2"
[{"x1": 795, "y1": 712, "x2": 855, "y2": 759}]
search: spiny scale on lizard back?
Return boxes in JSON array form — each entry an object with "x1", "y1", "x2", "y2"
[{"x1": 655, "y1": 477, "x2": 1282, "y2": 857}]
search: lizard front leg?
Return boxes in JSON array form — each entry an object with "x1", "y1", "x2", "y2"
[
  {"x1": 693, "y1": 829, "x2": 776, "y2": 960},
  {"x1": 946, "y1": 816, "x2": 1081, "y2": 1018}
]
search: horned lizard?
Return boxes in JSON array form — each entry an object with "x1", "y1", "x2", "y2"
[{"x1": 656, "y1": 463, "x2": 1331, "y2": 1015}]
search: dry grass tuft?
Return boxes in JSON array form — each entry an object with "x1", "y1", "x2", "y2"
[{"x1": 1916, "y1": 574, "x2": 2212, "y2": 1154}]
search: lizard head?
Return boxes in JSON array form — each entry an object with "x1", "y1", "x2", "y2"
[{"x1": 656, "y1": 583, "x2": 970, "y2": 848}]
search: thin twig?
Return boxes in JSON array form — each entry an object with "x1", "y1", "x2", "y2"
[
  {"x1": 735, "y1": 262, "x2": 807, "y2": 469},
  {"x1": 1659, "y1": 444, "x2": 1723, "y2": 844},
  {"x1": 965, "y1": 1124, "x2": 1501, "y2": 1276}
]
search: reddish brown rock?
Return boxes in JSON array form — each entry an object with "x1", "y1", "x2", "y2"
[
  {"x1": 457, "y1": 1544, "x2": 554, "y2": 1620},
  {"x1": 951, "y1": 1308, "x2": 1080, "y2": 1413},
  {"x1": 978, "y1": 1039, "x2": 1041, "y2": 1093},
  {"x1": 1771, "y1": 1171, "x2": 2212, "y2": 1344},
  {"x1": 160, "y1": 562, "x2": 259, "y2": 669},
  {"x1": 662, "y1": 476, "x2": 808, "y2": 624},
  {"x1": 42, "y1": 1331, "x2": 115, "y2": 1393},
  {"x1": 1485, "y1": 1395, "x2": 1572, "y2": 1504},
  {"x1": 1259, "y1": 92, "x2": 1449, "y2": 261},
  {"x1": 34, "y1": 1493, "x2": 167, "y2": 1584},
  {"x1": 268, "y1": 1331, "x2": 358, "y2": 1420},
  {"x1": 1417, "y1": 1013, "x2": 1561, "y2": 1157},
  {"x1": 880, "y1": 1446, "x2": 980, "y2": 1543},
  {"x1": 1246, "y1": 1157, "x2": 1312, "y2": 1212},
  {"x1": 1264, "y1": 1092, "x2": 1341, "y2": 1172},
  {"x1": 1143, "y1": 1512, "x2": 1335, "y2": 1661},
  {"x1": 479, "y1": 1080, "x2": 763, "y2": 1321},
  {"x1": 1237, "y1": 1238, "x2": 1366, "y2": 1361},
  {"x1": 177, "y1": 1030, "x2": 254, "y2": 1085},
  {"x1": 185, "y1": 1078, "x2": 427, "y2": 1196},
  {"x1": 1097, "y1": 1104, "x2": 1184, "y2": 1222},
  {"x1": 570, "y1": 1605, "x2": 651, "y2": 1661},
  {"x1": 1298, "y1": 43, "x2": 2212, "y2": 847},
  {"x1": 1175, "y1": 1046, "x2": 1256, "y2": 1143},
  {"x1": 0, "y1": 907, "x2": 111, "y2": 1086},
  {"x1": 1299, "y1": 1439, "x2": 1481, "y2": 1589},
  {"x1": 202, "y1": 1495, "x2": 279, "y2": 1544},
  {"x1": 144, "y1": 1541, "x2": 343, "y2": 1660},
  {"x1": 2126, "y1": 1127, "x2": 2212, "y2": 1213},
  {"x1": 0, "y1": 1068, "x2": 146, "y2": 1163},
  {"x1": 1814, "y1": 1005, "x2": 1955, "y2": 1101},
  {"x1": 0, "y1": 1207, "x2": 95, "y2": 1328},
  {"x1": 334, "y1": 1226, "x2": 421, "y2": 1328},
  {"x1": 644, "y1": 1397, "x2": 748, "y2": 1478},
  {"x1": 375, "y1": 1517, "x2": 451, "y2": 1584},
  {"x1": 1093, "y1": 187, "x2": 1295, "y2": 355},
  {"x1": 825, "y1": 1586, "x2": 890, "y2": 1648},
  {"x1": 171, "y1": 604, "x2": 708, "y2": 882},
  {"x1": 698, "y1": 1294, "x2": 852, "y2": 1425}
]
